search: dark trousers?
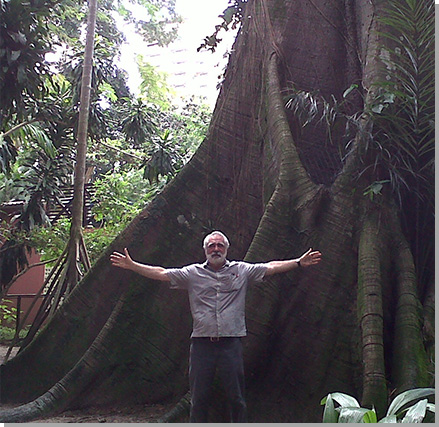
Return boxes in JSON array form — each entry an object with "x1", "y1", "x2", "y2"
[{"x1": 189, "y1": 337, "x2": 247, "y2": 423}]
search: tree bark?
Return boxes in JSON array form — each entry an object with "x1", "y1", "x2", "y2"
[
  {"x1": 357, "y1": 211, "x2": 387, "y2": 415},
  {"x1": 0, "y1": 0, "x2": 432, "y2": 423},
  {"x1": 66, "y1": 0, "x2": 97, "y2": 289}
]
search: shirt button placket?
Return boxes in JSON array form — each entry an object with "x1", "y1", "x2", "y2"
[{"x1": 216, "y1": 282, "x2": 220, "y2": 336}]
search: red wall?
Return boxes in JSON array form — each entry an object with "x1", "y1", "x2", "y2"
[{"x1": 2, "y1": 249, "x2": 45, "y2": 328}]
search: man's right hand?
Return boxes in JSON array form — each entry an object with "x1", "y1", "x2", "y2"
[
  {"x1": 110, "y1": 248, "x2": 170, "y2": 282},
  {"x1": 110, "y1": 248, "x2": 134, "y2": 270}
]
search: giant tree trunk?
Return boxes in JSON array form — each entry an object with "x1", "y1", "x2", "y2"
[{"x1": 0, "y1": 0, "x2": 432, "y2": 423}]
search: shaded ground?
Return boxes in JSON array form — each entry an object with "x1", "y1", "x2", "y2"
[
  {"x1": 34, "y1": 404, "x2": 170, "y2": 423},
  {"x1": 0, "y1": 402, "x2": 173, "y2": 423},
  {"x1": 0, "y1": 402, "x2": 171, "y2": 423},
  {"x1": 0, "y1": 345, "x2": 173, "y2": 423}
]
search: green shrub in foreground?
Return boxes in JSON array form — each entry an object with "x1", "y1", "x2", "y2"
[{"x1": 321, "y1": 388, "x2": 435, "y2": 423}]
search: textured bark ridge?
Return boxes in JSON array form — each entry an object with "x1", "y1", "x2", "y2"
[{"x1": 0, "y1": 0, "x2": 431, "y2": 423}]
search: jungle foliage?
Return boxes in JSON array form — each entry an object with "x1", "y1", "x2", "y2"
[{"x1": 0, "y1": 0, "x2": 211, "y2": 290}]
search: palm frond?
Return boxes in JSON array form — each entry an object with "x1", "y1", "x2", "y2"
[
  {"x1": 370, "y1": 0, "x2": 434, "y2": 192},
  {"x1": 15, "y1": 123, "x2": 57, "y2": 158},
  {"x1": 367, "y1": 0, "x2": 434, "y2": 291},
  {"x1": 0, "y1": 134, "x2": 18, "y2": 175}
]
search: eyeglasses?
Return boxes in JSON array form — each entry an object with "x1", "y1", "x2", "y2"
[{"x1": 206, "y1": 242, "x2": 226, "y2": 249}]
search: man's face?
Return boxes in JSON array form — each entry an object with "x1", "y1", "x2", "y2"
[{"x1": 205, "y1": 234, "x2": 228, "y2": 268}]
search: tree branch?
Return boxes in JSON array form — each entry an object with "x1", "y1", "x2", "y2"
[
  {"x1": 97, "y1": 140, "x2": 144, "y2": 162},
  {"x1": 2, "y1": 119, "x2": 39, "y2": 139}
]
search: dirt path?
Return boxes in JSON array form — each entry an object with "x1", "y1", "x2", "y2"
[{"x1": 0, "y1": 345, "x2": 173, "y2": 423}]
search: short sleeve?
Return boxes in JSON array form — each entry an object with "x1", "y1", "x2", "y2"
[
  {"x1": 166, "y1": 265, "x2": 193, "y2": 289},
  {"x1": 239, "y1": 262, "x2": 267, "y2": 285}
]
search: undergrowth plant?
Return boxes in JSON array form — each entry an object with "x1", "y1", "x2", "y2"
[{"x1": 321, "y1": 388, "x2": 435, "y2": 423}]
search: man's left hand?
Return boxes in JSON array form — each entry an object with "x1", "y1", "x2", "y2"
[{"x1": 299, "y1": 248, "x2": 322, "y2": 267}]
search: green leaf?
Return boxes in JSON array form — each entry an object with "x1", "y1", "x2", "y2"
[
  {"x1": 401, "y1": 399, "x2": 427, "y2": 423},
  {"x1": 343, "y1": 84, "x2": 358, "y2": 99},
  {"x1": 221, "y1": 6, "x2": 235, "y2": 25},
  {"x1": 386, "y1": 388, "x2": 435, "y2": 417},
  {"x1": 322, "y1": 394, "x2": 339, "y2": 423},
  {"x1": 426, "y1": 403, "x2": 435, "y2": 413},
  {"x1": 363, "y1": 180, "x2": 390, "y2": 199},
  {"x1": 363, "y1": 409, "x2": 378, "y2": 423},
  {"x1": 328, "y1": 392, "x2": 361, "y2": 408},
  {"x1": 338, "y1": 407, "x2": 373, "y2": 423},
  {"x1": 378, "y1": 415, "x2": 398, "y2": 423},
  {"x1": 371, "y1": 104, "x2": 384, "y2": 114}
]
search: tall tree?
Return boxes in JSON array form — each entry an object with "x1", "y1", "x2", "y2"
[
  {"x1": 0, "y1": 0, "x2": 433, "y2": 423},
  {"x1": 65, "y1": 0, "x2": 97, "y2": 293}
]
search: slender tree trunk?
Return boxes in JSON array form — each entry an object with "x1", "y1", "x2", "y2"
[{"x1": 66, "y1": 0, "x2": 97, "y2": 289}]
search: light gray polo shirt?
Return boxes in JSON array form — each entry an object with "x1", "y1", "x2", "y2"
[{"x1": 166, "y1": 260, "x2": 267, "y2": 338}]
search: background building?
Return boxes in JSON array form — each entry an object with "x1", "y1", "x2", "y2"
[{"x1": 118, "y1": 0, "x2": 237, "y2": 107}]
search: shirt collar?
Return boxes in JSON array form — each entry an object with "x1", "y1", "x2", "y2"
[{"x1": 203, "y1": 259, "x2": 230, "y2": 271}]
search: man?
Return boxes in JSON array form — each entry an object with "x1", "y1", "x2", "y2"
[{"x1": 110, "y1": 231, "x2": 321, "y2": 422}]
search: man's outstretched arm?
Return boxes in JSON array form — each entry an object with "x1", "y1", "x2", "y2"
[
  {"x1": 110, "y1": 248, "x2": 170, "y2": 282},
  {"x1": 264, "y1": 248, "x2": 322, "y2": 276}
]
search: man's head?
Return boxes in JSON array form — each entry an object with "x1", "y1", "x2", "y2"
[{"x1": 203, "y1": 231, "x2": 230, "y2": 269}]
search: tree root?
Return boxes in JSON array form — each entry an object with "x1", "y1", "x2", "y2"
[
  {"x1": 0, "y1": 297, "x2": 125, "y2": 422},
  {"x1": 357, "y1": 211, "x2": 387, "y2": 416},
  {"x1": 356, "y1": 204, "x2": 430, "y2": 414},
  {"x1": 154, "y1": 391, "x2": 191, "y2": 423},
  {"x1": 390, "y1": 214, "x2": 429, "y2": 392},
  {"x1": 243, "y1": 49, "x2": 320, "y2": 365}
]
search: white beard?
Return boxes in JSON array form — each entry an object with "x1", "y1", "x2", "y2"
[{"x1": 206, "y1": 251, "x2": 226, "y2": 267}]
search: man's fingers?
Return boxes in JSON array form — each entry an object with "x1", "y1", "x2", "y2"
[
  {"x1": 110, "y1": 251, "x2": 127, "y2": 267},
  {"x1": 110, "y1": 252, "x2": 123, "y2": 259},
  {"x1": 309, "y1": 251, "x2": 322, "y2": 263},
  {"x1": 301, "y1": 249, "x2": 322, "y2": 266}
]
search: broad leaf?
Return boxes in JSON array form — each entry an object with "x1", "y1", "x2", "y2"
[
  {"x1": 401, "y1": 399, "x2": 427, "y2": 423},
  {"x1": 386, "y1": 388, "x2": 434, "y2": 417},
  {"x1": 327, "y1": 392, "x2": 361, "y2": 408},
  {"x1": 379, "y1": 415, "x2": 398, "y2": 423},
  {"x1": 338, "y1": 407, "x2": 373, "y2": 423},
  {"x1": 363, "y1": 409, "x2": 378, "y2": 423},
  {"x1": 322, "y1": 394, "x2": 339, "y2": 423}
]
